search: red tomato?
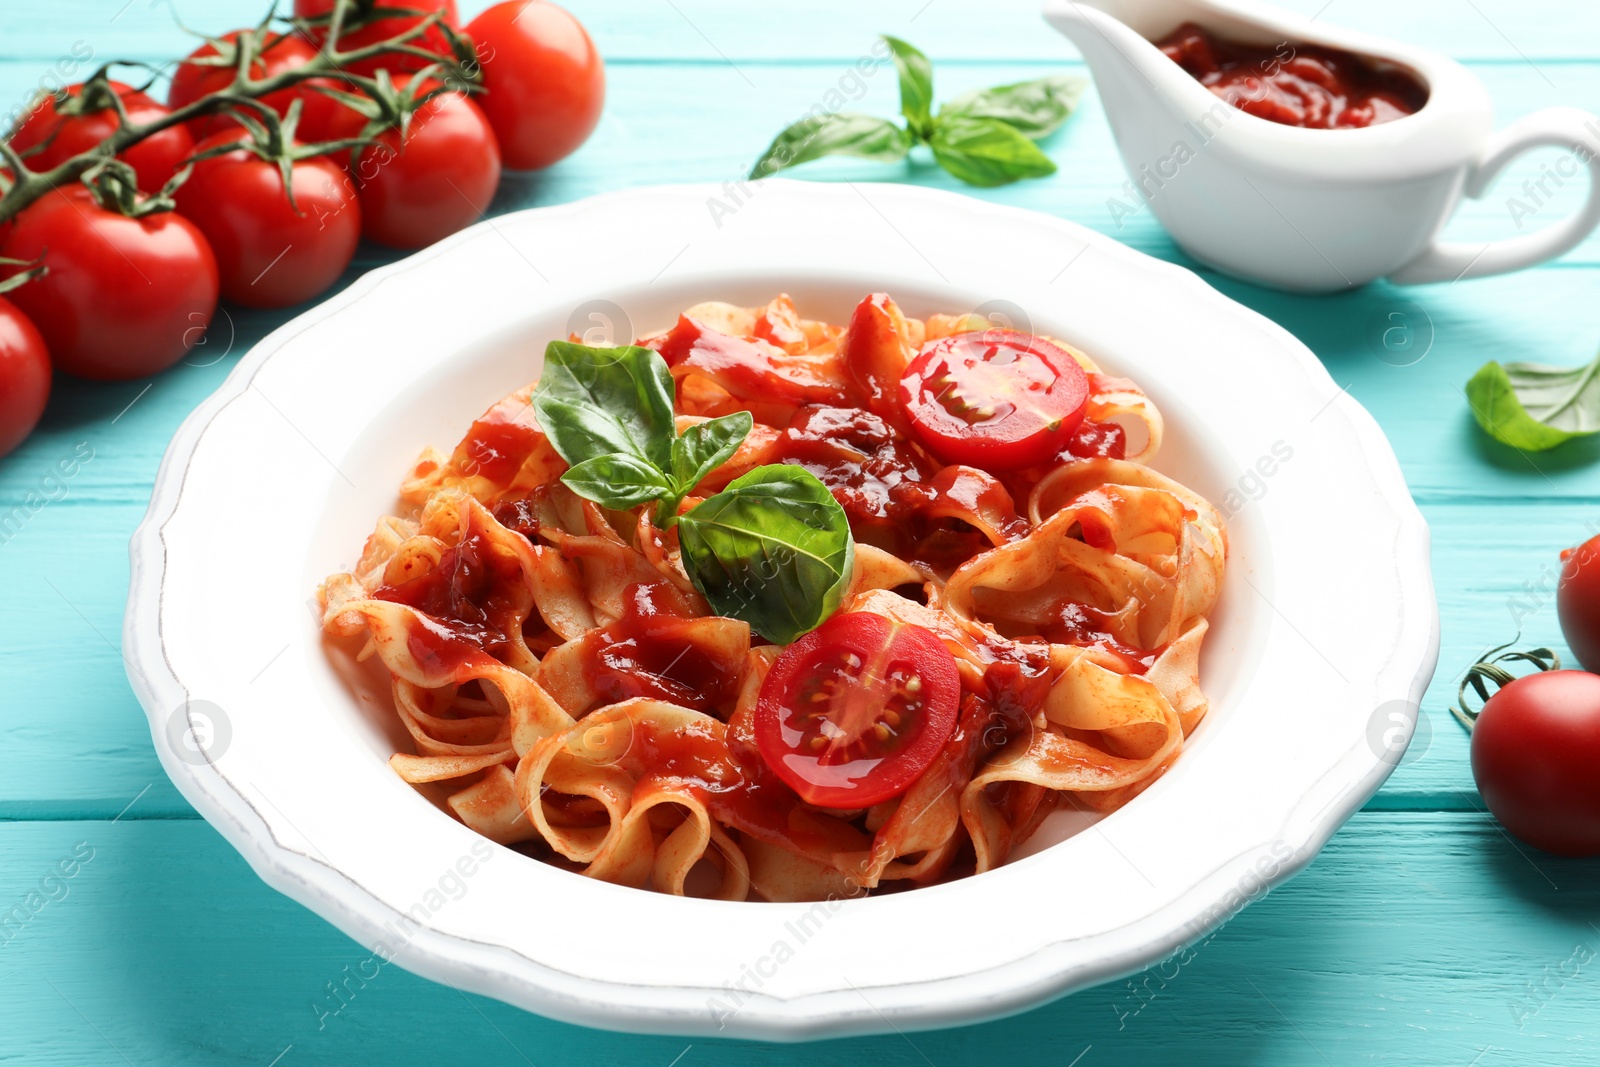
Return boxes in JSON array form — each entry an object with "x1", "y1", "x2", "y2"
[
  {"x1": 0, "y1": 297, "x2": 51, "y2": 457},
  {"x1": 755, "y1": 612, "x2": 960, "y2": 809},
  {"x1": 173, "y1": 132, "x2": 361, "y2": 309},
  {"x1": 899, "y1": 329, "x2": 1090, "y2": 471},
  {"x1": 0, "y1": 188, "x2": 218, "y2": 381},
  {"x1": 1471, "y1": 670, "x2": 1600, "y2": 857},
  {"x1": 347, "y1": 77, "x2": 501, "y2": 249},
  {"x1": 465, "y1": 1, "x2": 604, "y2": 170},
  {"x1": 7, "y1": 82, "x2": 194, "y2": 193},
  {"x1": 295, "y1": 0, "x2": 460, "y2": 75},
  {"x1": 169, "y1": 30, "x2": 331, "y2": 139},
  {"x1": 1559, "y1": 535, "x2": 1600, "y2": 673}
]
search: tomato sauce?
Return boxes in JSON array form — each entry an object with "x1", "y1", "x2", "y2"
[
  {"x1": 373, "y1": 526, "x2": 519, "y2": 675},
  {"x1": 580, "y1": 582, "x2": 740, "y2": 712},
  {"x1": 1156, "y1": 22, "x2": 1427, "y2": 129}
]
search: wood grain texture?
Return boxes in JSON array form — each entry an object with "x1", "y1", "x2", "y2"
[{"x1": 2, "y1": 0, "x2": 1600, "y2": 1062}]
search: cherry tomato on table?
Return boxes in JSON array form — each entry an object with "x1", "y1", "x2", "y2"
[
  {"x1": 294, "y1": 0, "x2": 460, "y2": 76},
  {"x1": 1558, "y1": 534, "x2": 1600, "y2": 673},
  {"x1": 0, "y1": 297, "x2": 51, "y2": 458},
  {"x1": 465, "y1": 1, "x2": 604, "y2": 170},
  {"x1": 7, "y1": 81, "x2": 194, "y2": 193},
  {"x1": 899, "y1": 329, "x2": 1090, "y2": 471},
  {"x1": 339, "y1": 75, "x2": 501, "y2": 249},
  {"x1": 169, "y1": 30, "x2": 338, "y2": 140},
  {"x1": 173, "y1": 132, "x2": 361, "y2": 309},
  {"x1": 1471, "y1": 669, "x2": 1600, "y2": 857},
  {"x1": 0, "y1": 188, "x2": 218, "y2": 381},
  {"x1": 755, "y1": 611, "x2": 960, "y2": 809}
]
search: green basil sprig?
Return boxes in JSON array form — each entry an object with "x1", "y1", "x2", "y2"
[
  {"x1": 1465, "y1": 349, "x2": 1600, "y2": 452},
  {"x1": 750, "y1": 36, "x2": 1085, "y2": 188},
  {"x1": 531, "y1": 340, "x2": 855, "y2": 642},
  {"x1": 678, "y1": 467, "x2": 855, "y2": 645}
]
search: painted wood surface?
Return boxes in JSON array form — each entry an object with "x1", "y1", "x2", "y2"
[{"x1": 2, "y1": 1, "x2": 1598, "y2": 1063}]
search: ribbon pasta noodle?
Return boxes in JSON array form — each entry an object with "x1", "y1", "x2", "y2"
[{"x1": 319, "y1": 293, "x2": 1226, "y2": 902}]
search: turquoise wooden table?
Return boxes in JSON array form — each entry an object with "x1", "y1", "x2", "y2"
[{"x1": 4, "y1": 1, "x2": 1600, "y2": 1063}]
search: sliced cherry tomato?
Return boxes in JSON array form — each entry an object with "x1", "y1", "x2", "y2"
[
  {"x1": 169, "y1": 30, "x2": 329, "y2": 139},
  {"x1": 1559, "y1": 535, "x2": 1600, "y2": 674},
  {"x1": 173, "y1": 132, "x2": 361, "y2": 308},
  {"x1": 0, "y1": 188, "x2": 218, "y2": 381},
  {"x1": 294, "y1": 0, "x2": 460, "y2": 76},
  {"x1": 1471, "y1": 669, "x2": 1600, "y2": 857},
  {"x1": 345, "y1": 75, "x2": 501, "y2": 249},
  {"x1": 7, "y1": 81, "x2": 194, "y2": 193},
  {"x1": 465, "y1": 1, "x2": 605, "y2": 170},
  {"x1": 900, "y1": 329, "x2": 1089, "y2": 471},
  {"x1": 755, "y1": 612, "x2": 960, "y2": 809},
  {"x1": 0, "y1": 297, "x2": 51, "y2": 458}
]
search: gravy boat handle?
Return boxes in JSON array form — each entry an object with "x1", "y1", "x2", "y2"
[{"x1": 1391, "y1": 107, "x2": 1600, "y2": 284}]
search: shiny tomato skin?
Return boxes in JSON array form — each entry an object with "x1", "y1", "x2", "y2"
[
  {"x1": 8, "y1": 82, "x2": 194, "y2": 193},
  {"x1": 348, "y1": 78, "x2": 500, "y2": 249},
  {"x1": 900, "y1": 329, "x2": 1091, "y2": 471},
  {"x1": 0, "y1": 188, "x2": 218, "y2": 381},
  {"x1": 169, "y1": 31, "x2": 327, "y2": 139},
  {"x1": 1558, "y1": 535, "x2": 1600, "y2": 673},
  {"x1": 1471, "y1": 670, "x2": 1600, "y2": 857},
  {"x1": 755, "y1": 612, "x2": 960, "y2": 809},
  {"x1": 465, "y1": 1, "x2": 604, "y2": 170},
  {"x1": 294, "y1": 0, "x2": 460, "y2": 75},
  {"x1": 0, "y1": 298, "x2": 51, "y2": 458},
  {"x1": 173, "y1": 132, "x2": 360, "y2": 308}
]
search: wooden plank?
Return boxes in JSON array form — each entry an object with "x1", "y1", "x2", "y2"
[{"x1": 0, "y1": 813, "x2": 1592, "y2": 1063}]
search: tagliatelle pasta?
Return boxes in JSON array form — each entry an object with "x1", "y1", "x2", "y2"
[{"x1": 319, "y1": 292, "x2": 1226, "y2": 901}]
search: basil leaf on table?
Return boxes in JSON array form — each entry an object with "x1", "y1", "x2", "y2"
[
  {"x1": 883, "y1": 35, "x2": 935, "y2": 136},
  {"x1": 940, "y1": 75, "x2": 1087, "y2": 138},
  {"x1": 560, "y1": 453, "x2": 676, "y2": 510},
  {"x1": 532, "y1": 341, "x2": 677, "y2": 470},
  {"x1": 671, "y1": 411, "x2": 754, "y2": 492},
  {"x1": 749, "y1": 113, "x2": 915, "y2": 179},
  {"x1": 928, "y1": 116, "x2": 1058, "y2": 188},
  {"x1": 677, "y1": 466, "x2": 856, "y2": 645},
  {"x1": 1465, "y1": 351, "x2": 1600, "y2": 452}
]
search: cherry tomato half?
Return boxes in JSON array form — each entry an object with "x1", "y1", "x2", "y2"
[
  {"x1": 169, "y1": 30, "x2": 331, "y2": 140},
  {"x1": 1471, "y1": 670, "x2": 1600, "y2": 857},
  {"x1": 1558, "y1": 534, "x2": 1600, "y2": 673},
  {"x1": 899, "y1": 329, "x2": 1090, "y2": 471},
  {"x1": 345, "y1": 75, "x2": 501, "y2": 249},
  {"x1": 755, "y1": 612, "x2": 960, "y2": 809},
  {"x1": 465, "y1": 1, "x2": 605, "y2": 170},
  {"x1": 174, "y1": 132, "x2": 361, "y2": 309},
  {"x1": 0, "y1": 297, "x2": 51, "y2": 458},
  {"x1": 8, "y1": 81, "x2": 194, "y2": 193},
  {"x1": 294, "y1": 0, "x2": 460, "y2": 76},
  {"x1": 1, "y1": 188, "x2": 218, "y2": 381}
]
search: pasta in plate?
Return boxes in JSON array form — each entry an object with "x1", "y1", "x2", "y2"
[{"x1": 318, "y1": 292, "x2": 1227, "y2": 902}]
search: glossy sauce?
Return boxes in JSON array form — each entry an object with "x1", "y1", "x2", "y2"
[
  {"x1": 373, "y1": 526, "x2": 517, "y2": 675},
  {"x1": 580, "y1": 582, "x2": 738, "y2": 712},
  {"x1": 1157, "y1": 22, "x2": 1427, "y2": 129}
]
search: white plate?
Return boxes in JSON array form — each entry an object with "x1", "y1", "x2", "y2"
[{"x1": 125, "y1": 180, "x2": 1438, "y2": 1040}]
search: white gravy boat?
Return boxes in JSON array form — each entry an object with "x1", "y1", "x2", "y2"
[{"x1": 1044, "y1": 0, "x2": 1600, "y2": 291}]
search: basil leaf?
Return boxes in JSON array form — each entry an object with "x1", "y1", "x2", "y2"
[
  {"x1": 749, "y1": 113, "x2": 914, "y2": 179},
  {"x1": 560, "y1": 453, "x2": 676, "y2": 510},
  {"x1": 940, "y1": 75, "x2": 1087, "y2": 138},
  {"x1": 929, "y1": 115, "x2": 1058, "y2": 187},
  {"x1": 671, "y1": 412, "x2": 753, "y2": 491},
  {"x1": 1466, "y1": 352, "x2": 1600, "y2": 452},
  {"x1": 677, "y1": 466, "x2": 855, "y2": 644},
  {"x1": 883, "y1": 35, "x2": 934, "y2": 136},
  {"x1": 532, "y1": 341, "x2": 676, "y2": 471}
]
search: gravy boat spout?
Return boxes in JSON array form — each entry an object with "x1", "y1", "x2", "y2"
[{"x1": 1044, "y1": 0, "x2": 1600, "y2": 291}]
